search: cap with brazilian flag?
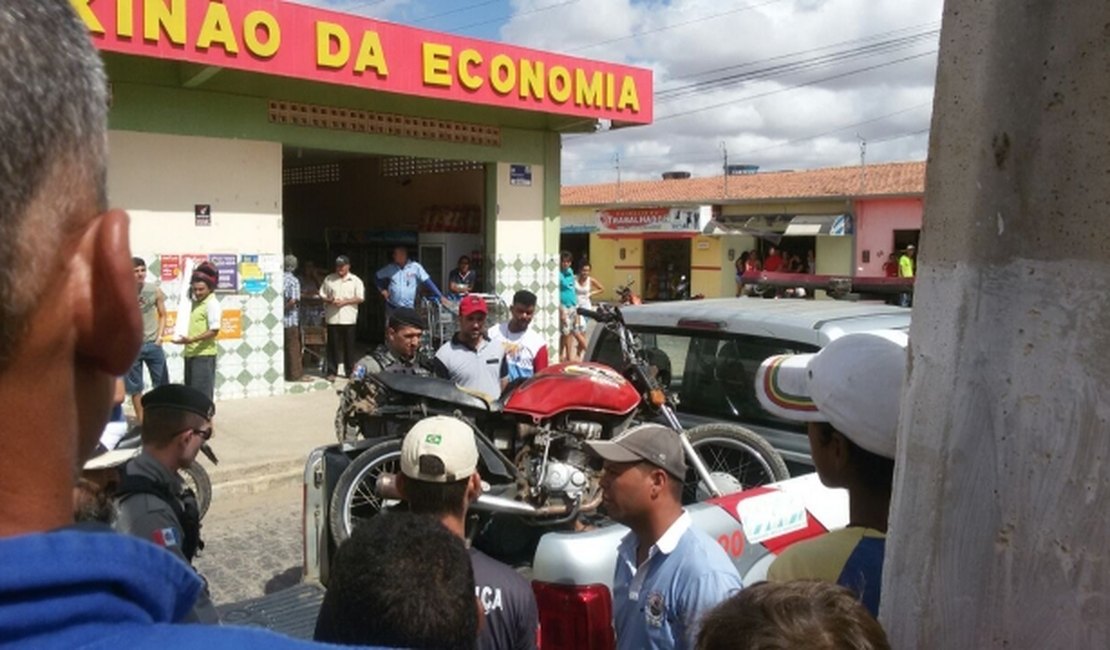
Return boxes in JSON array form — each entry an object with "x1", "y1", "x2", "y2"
[{"x1": 400, "y1": 416, "x2": 479, "y2": 483}]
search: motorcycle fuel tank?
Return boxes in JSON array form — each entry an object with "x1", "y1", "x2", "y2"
[{"x1": 502, "y1": 362, "x2": 641, "y2": 420}]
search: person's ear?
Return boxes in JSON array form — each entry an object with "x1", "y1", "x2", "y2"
[
  {"x1": 649, "y1": 467, "x2": 666, "y2": 499},
  {"x1": 74, "y1": 209, "x2": 142, "y2": 375},
  {"x1": 829, "y1": 430, "x2": 852, "y2": 472},
  {"x1": 466, "y1": 472, "x2": 482, "y2": 504}
]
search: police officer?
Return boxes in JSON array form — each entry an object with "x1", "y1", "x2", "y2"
[
  {"x1": 336, "y1": 307, "x2": 433, "y2": 442},
  {"x1": 114, "y1": 384, "x2": 218, "y2": 623}
]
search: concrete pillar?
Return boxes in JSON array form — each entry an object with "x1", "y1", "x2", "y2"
[{"x1": 881, "y1": 1, "x2": 1110, "y2": 647}]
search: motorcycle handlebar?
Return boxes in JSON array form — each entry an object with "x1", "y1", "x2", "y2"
[{"x1": 576, "y1": 306, "x2": 605, "y2": 322}]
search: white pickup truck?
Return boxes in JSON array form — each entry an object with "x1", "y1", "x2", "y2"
[{"x1": 278, "y1": 299, "x2": 907, "y2": 648}]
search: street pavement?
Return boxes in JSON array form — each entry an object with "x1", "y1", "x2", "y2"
[
  {"x1": 195, "y1": 482, "x2": 303, "y2": 607},
  {"x1": 202, "y1": 385, "x2": 343, "y2": 494}
]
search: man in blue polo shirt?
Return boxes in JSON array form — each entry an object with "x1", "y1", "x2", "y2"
[
  {"x1": 376, "y1": 246, "x2": 449, "y2": 314},
  {"x1": 587, "y1": 425, "x2": 742, "y2": 650}
]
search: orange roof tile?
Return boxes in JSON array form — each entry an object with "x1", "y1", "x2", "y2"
[{"x1": 561, "y1": 161, "x2": 925, "y2": 207}]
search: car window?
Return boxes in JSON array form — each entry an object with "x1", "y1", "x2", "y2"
[{"x1": 591, "y1": 327, "x2": 817, "y2": 429}]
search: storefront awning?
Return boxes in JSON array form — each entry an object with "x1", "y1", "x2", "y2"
[{"x1": 783, "y1": 214, "x2": 853, "y2": 236}]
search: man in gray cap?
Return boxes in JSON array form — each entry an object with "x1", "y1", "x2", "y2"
[
  {"x1": 336, "y1": 307, "x2": 434, "y2": 441},
  {"x1": 587, "y1": 425, "x2": 742, "y2": 650},
  {"x1": 283, "y1": 254, "x2": 311, "y2": 382},
  {"x1": 113, "y1": 383, "x2": 219, "y2": 622},
  {"x1": 321, "y1": 254, "x2": 365, "y2": 381}
]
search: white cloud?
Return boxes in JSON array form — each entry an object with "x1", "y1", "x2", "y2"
[{"x1": 501, "y1": 0, "x2": 943, "y2": 184}]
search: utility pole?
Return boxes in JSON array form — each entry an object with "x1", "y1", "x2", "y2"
[
  {"x1": 857, "y1": 134, "x2": 867, "y2": 195},
  {"x1": 882, "y1": 1, "x2": 1110, "y2": 648},
  {"x1": 613, "y1": 153, "x2": 622, "y2": 203},
  {"x1": 720, "y1": 141, "x2": 729, "y2": 197}
]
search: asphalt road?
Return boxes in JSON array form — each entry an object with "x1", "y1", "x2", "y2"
[{"x1": 194, "y1": 482, "x2": 305, "y2": 607}]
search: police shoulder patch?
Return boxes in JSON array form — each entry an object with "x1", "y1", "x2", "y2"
[{"x1": 152, "y1": 527, "x2": 179, "y2": 548}]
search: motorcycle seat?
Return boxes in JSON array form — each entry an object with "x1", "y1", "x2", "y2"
[{"x1": 372, "y1": 372, "x2": 494, "y2": 412}]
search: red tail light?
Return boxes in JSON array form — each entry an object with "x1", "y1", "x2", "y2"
[{"x1": 532, "y1": 582, "x2": 614, "y2": 650}]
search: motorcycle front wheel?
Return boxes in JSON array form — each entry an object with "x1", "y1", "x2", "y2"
[
  {"x1": 684, "y1": 423, "x2": 789, "y2": 503},
  {"x1": 328, "y1": 440, "x2": 403, "y2": 545},
  {"x1": 179, "y1": 462, "x2": 212, "y2": 520}
]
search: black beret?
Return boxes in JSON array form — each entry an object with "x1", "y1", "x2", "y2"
[
  {"x1": 141, "y1": 384, "x2": 215, "y2": 419},
  {"x1": 388, "y1": 307, "x2": 427, "y2": 330}
]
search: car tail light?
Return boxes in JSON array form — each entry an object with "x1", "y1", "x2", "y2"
[{"x1": 532, "y1": 581, "x2": 614, "y2": 650}]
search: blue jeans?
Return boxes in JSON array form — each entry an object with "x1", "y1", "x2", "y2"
[{"x1": 124, "y1": 341, "x2": 169, "y2": 395}]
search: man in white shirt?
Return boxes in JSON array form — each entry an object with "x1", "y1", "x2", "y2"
[
  {"x1": 488, "y1": 290, "x2": 549, "y2": 390},
  {"x1": 321, "y1": 255, "x2": 365, "y2": 381}
]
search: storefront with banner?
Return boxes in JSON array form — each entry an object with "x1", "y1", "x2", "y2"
[{"x1": 80, "y1": 0, "x2": 652, "y2": 399}]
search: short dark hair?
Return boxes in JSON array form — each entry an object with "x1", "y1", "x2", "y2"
[
  {"x1": 403, "y1": 476, "x2": 470, "y2": 519},
  {"x1": 512, "y1": 290, "x2": 537, "y2": 308},
  {"x1": 132, "y1": 257, "x2": 146, "y2": 268},
  {"x1": 560, "y1": 251, "x2": 573, "y2": 262},
  {"x1": 696, "y1": 580, "x2": 891, "y2": 650},
  {"x1": 0, "y1": 1, "x2": 109, "y2": 371},
  {"x1": 314, "y1": 513, "x2": 477, "y2": 649},
  {"x1": 141, "y1": 408, "x2": 207, "y2": 447},
  {"x1": 817, "y1": 423, "x2": 895, "y2": 494},
  {"x1": 458, "y1": 255, "x2": 471, "y2": 265}
]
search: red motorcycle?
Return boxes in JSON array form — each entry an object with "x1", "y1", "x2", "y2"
[{"x1": 327, "y1": 304, "x2": 787, "y2": 544}]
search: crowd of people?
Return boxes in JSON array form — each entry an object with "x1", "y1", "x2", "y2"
[
  {"x1": 0, "y1": 2, "x2": 904, "y2": 649},
  {"x1": 734, "y1": 246, "x2": 817, "y2": 297}
]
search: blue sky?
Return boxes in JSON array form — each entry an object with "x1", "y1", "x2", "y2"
[{"x1": 298, "y1": 0, "x2": 944, "y2": 185}]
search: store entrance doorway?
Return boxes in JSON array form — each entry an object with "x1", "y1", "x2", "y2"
[{"x1": 643, "y1": 238, "x2": 692, "y2": 301}]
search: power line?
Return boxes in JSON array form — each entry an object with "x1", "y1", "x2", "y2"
[
  {"x1": 565, "y1": 0, "x2": 793, "y2": 53},
  {"x1": 655, "y1": 30, "x2": 938, "y2": 102},
  {"x1": 654, "y1": 50, "x2": 936, "y2": 123},
  {"x1": 657, "y1": 21, "x2": 940, "y2": 87},
  {"x1": 443, "y1": 0, "x2": 580, "y2": 33},
  {"x1": 407, "y1": 0, "x2": 500, "y2": 25}
]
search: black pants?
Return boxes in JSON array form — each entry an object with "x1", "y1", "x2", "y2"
[
  {"x1": 184, "y1": 356, "x2": 217, "y2": 400},
  {"x1": 326, "y1": 324, "x2": 357, "y2": 377}
]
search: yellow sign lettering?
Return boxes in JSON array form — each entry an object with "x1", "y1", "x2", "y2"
[
  {"x1": 116, "y1": 0, "x2": 134, "y2": 38},
  {"x1": 519, "y1": 59, "x2": 544, "y2": 100},
  {"x1": 489, "y1": 54, "x2": 515, "y2": 95},
  {"x1": 243, "y1": 11, "x2": 280, "y2": 58},
  {"x1": 458, "y1": 49, "x2": 483, "y2": 91},
  {"x1": 575, "y1": 69, "x2": 603, "y2": 108},
  {"x1": 353, "y1": 31, "x2": 388, "y2": 77},
  {"x1": 143, "y1": 0, "x2": 186, "y2": 45},
  {"x1": 422, "y1": 42, "x2": 452, "y2": 87},
  {"x1": 70, "y1": 0, "x2": 105, "y2": 35},
  {"x1": 605, "y1": 73, "x2": 616, "y2": 109},
  {"x1": 197, "y1": 2, "x2": 239, "y2": 54},
  {"x1": 316, "y1": 21, "x2": 350, "y2": 69},
  {"x1": 548, "y1": 65, "x2": 571, "y2": 104},
  {"x1": 618, "y1": 76, "x2": 640, "y2": 112}
]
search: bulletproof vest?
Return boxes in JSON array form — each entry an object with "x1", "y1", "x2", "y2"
[
  {"x1": 372, "y1": 345, "x2": 432, "y2": 376},
  {"x1": 116, "y1": 468, "x2": 204, "y2": 562}
]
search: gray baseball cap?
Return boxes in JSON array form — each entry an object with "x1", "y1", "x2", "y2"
[{"x1": 586, "y1": 424, "x2": 687, "y2": 480}]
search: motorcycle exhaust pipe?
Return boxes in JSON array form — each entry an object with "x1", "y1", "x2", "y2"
[{"x1": 375, "y1": 473, "x2": 604, "y2": 517}]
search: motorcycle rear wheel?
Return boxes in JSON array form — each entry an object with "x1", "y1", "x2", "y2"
[
  {"x1": 684, "y1": 423, "x2": 789, "y2": 503},
  {"x1": 328, "y1": 440, "x2": 403, "y2": 545},
  {"x1": 179, "y1": 462, "x2": 212, "y2": 520}
]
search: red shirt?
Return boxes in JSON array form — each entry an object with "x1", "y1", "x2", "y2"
[{"x1": 763, "y1": 253, "x2": 783, "y2": 272}]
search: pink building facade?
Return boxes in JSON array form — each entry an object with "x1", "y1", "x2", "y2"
[{"x1": 853, "y1": 197, "x2": 924, "y2": 276}]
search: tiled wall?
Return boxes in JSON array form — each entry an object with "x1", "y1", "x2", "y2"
[{"x1": 493, "y1": 253, "x2": 561, "y2": 354}]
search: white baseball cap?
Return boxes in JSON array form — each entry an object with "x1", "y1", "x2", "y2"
[
  {"x1": 754, "y1": 330, "x2": 909, "y2": 459},
  {"x1": 401, "y1": 416, "x2": 479, "y2": 483}
]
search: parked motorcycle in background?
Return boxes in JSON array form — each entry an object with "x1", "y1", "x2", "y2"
[{"x1": 616, "y1": 277, "x2": 642, "y2": 305}]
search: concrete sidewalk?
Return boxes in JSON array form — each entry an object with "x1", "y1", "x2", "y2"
[{"x1": 203, "y1": 386, "x2": 343, "y2": 497}]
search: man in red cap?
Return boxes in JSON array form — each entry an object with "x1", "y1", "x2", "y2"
[
  {"x1": 432, "y1": 295, "x2": 505, "y2": 399},
  {"x1": 173, "y1": 261, "x2": 222, "y2": 400}
]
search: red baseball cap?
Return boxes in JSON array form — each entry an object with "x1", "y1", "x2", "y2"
[{"x1": 458, "y1": 295, "x2": 487, "y2": 318}]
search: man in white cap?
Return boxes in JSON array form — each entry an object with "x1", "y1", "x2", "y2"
[
  {"x1": 396, "y1": 416, "x2": 539, "y2": 650},
  {"x1": 586, "y1": 424, "x2": 742, "y2": 650},
  {"x1": 754, "y1": 330, "x2": 907, "y2": 617}
]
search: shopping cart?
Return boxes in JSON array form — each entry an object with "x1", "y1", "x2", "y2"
[{"x1": 418, "y1": 293, "x2": 508, "y2": 355}]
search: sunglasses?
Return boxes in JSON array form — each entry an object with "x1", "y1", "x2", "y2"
[{"x1": 191, "y1": 427, "x2": 214, "y2": 441}]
